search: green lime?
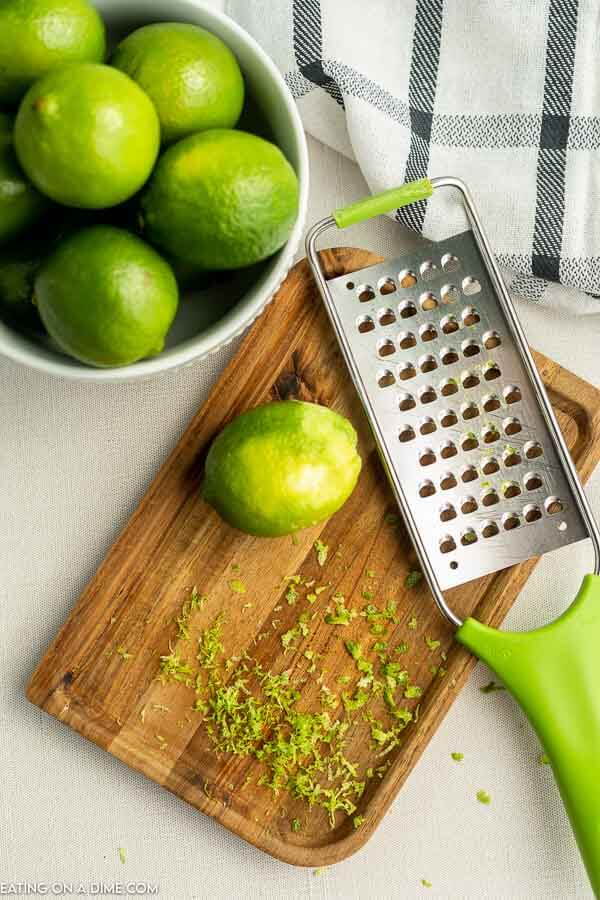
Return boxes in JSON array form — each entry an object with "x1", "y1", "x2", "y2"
[
  {"x1": 111, "y1": 22, "x2": 244, "y2": 145},
  {"x1": 140, "y1": 129, "x2": 299, "y2": 270},
  {"x1": 0, "y1": 0, "x2": 106, "y2": 107},
  {"x1": 203, "y1": 401, "x2": 362, "y2": 536},
  {"x1": 0, "y1": 240, "x2": 45, "y2": 329},
  {"x1": 0, "y1": 113, "x2": 47, "y2": 245},
  {"x1": 35, "y1": 225, "x2": 179, "y2": 367},
  {"x1": 15, "y1": 63, "x2": 160, "y2": 208}
]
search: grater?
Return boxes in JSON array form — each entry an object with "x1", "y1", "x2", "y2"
[{"x1": 307, "y1": 177, "x2": 600, "y2": 895}]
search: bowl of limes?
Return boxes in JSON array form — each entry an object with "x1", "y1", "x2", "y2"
[{"x1": 0, "y1": 0, "x2": 308, "y2": 380}]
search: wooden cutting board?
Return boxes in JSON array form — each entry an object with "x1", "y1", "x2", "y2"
[{"x1": 27, "y1": 247, "x2": 600, "y2": 868}]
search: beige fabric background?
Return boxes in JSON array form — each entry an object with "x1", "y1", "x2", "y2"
[{"x1": 2, "y1": 3, "x2": 600, "y2": 897}]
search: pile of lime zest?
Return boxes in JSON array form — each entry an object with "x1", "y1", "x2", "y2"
[
  {"x1": 361, "y1": 588, "x2": 374, "y2": 601},
  {"x1": 303, "y1": 649, "x2": 321, "y2": 674},
  {"x1": 117, "y1": 848, "x2": 126, "y2": 865},
  {"x1": 285, "y1": 583, "x2": 299, "y2": 605},
  {"x1": 159, "y1": 646, "x2": 194, "y2": 686},
  {"x1": 291, "y1": 818, "x2": 301, "y2": 832},
  {"x1": 197, "y1": 614, "x2": 225, "y2": 668},
  {"x1": 177, "y1": 592, "x2": 205, "y2": 640},
  {"x1": 421, "y1": 879, "x2": 432, "y2": 888},
  {"x1": 372, "y1": 641, "x2": 388, "y2": 662},
  {"x1": 539, "y1": 752, "x2": 550, "y2": 765},
  {"x1": 353, "y1": 814, "x2": 365, "y2": 829},
  {"x1": 425, "y1": 636, "x2": 441, "y2": 652},
  {"x1": 430, "y1": 665, "x2": 447, "y2": 679},
  {"x1": 395, "y1": 641, "x2": 409, "y2": 655},
  {"x1": 115, "y1": 646, "x2": 132, "y2": 661},
  {"x1": 337, "y1": 674, "x2": 351, "y2": 685},
  {"x1": 281, "y1": 612, "x2": 311, "y2": 652},
  {"x1": 344, "y1": 640, "x2": 374, "y2": 685},
  {"x1": 403, "y1": 683, "x2": 422, "y2": 699},
  {"x1": 480, "y1": 680, "x2": 505, "y2": 693},
  {"x1": 405, "y1": 569, "x2": 423, "y2": 589},
  {"x1": 228, "y1": 578, "x2": 246, "y2": 594},
  {"x1": 451, "y1": 751, "x2": 464, "y2": 762},
  {"x1": 407, "y1": 615, "x2": 418, "y2": 630},
  {"x1": 324, "y1": 595, "x2": 356, "y2": 626},
  {"x1": 342, "y1": 688, "x2": 370, "y2": 713},
  {"x1": 320, "y1": 685, "x2": 339, "y2": 709},
  {"x1": 476, "y1": 789, "x2": 491, "y2": 805},
  {"x1": 361, "y1": 599, "x2": 398, "y2": 635},
  {"x1": 365, "y1": 712, "x2": 410, "y2": 756},
  {"x1": 314, "y1": 539, "x2": 329, "y2": 566}
]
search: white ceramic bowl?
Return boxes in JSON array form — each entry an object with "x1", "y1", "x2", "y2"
[{"x1": 0, "y1": 0, "x2": 308, "y2": 381}]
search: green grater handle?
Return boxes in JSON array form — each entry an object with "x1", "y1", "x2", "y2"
[
  {"x1": 333, "y1": 178, "x2": 433, "y2": 229},
  {"x1": 457, "y1": 574, "x2": 600, "y2": 897}
]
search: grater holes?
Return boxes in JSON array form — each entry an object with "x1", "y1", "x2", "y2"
[
  {"x1": 441, "y1": 284, "x2": 459, "y2": 304},
  {"x1": 420, "y1": 291, "x2": 438, "y2": 311},
  {"x1": 545, "y1": 496, "x2": 563, "y2": 515},
  {"x1": 461, "y1": 464, "x2": 478, "y2": 483},
  {"x1": 502, "y1": 512, "x2": 520, "y2": 531},
  {"x1": 419, "y1": 353, "x2": 438, "y2": 373},
  {"x1": 440, "y1": 472, "x2": 458, "y2": 490},
  {"x1": 440, "y1": 503, "x2": 456, "y2": 522},
  {"x1": 462, "y1": 276, "x2": 481, "y2": 295},
  {"x1": 482, "y1": 424, "x2": 500, "y2": 444},
  {"x1": 503, "y1": 447, "x2": 522, "y2": 467},
  {"x1": 525, "y1": 440, "x2": 543, "y2": 460},
  {"x1": 482, "y1": 393, "x2": 501, "y2": 413},
  {"x1": 481, "y1": 487, "x2": 500, "y2": 507},
  {"x1": 524, "y1": 472, "x2": 543, "y2": 491},
  {"x1": 462, "y1": 339, "x2": 481, "y2": 358},
  {"x1": 502, "y1": 480, "x2": 521, "y2": 499},
  {"x1": 462, "y1": 306, "x2": 480, "y2": 327},
  {"x1": 378, "y1": 277, "x2": 397, "y2": 295},
  {"x1": 420, "y1": 260, "x2": 438, "y2": 281},
  {"x1": 420, "y1": 323, "x2": 438, "y2": 342},
  {"x1": 441, "y1": 377, "x2": 459, "y2": 397},
  {"x1": 504, "y1": 385, "x2": 522, "y2": 405},
  {"x1": 419, "y1": 384, "x2": 437, "y2": 404},
  {"x1": 419, "y1": 448, "x2": 436, "y2": 466},
  {"x1": 461, "y1": 528, "x2": 478, "y2": 546},
  {"x1": 420, "y1": 416, "x2": 437, "y2": 435},
  {"x1": 440, "y1": 535, "x2": 457, "y2": 554},
  {"x1": 483, "y1": 330, "x2": 502, "y2": 350},
  {"x1": 483, "y1": 361, "x2": 501, "y2": 381},
  {"x1": 358, "y1": 284, "x2": 375, "y2": 302},
  {"x1": 419, "y1": 479, "x2": 436, "y2": 498},
  {"x1": 441, "y1": 346, "x2": 459, "y2": 365},
  {"x1": 357, "y1": 315, "x2": 375, "y2": 334},
  {"x1": 378, "y1": 338, "x2": 396, "y2": 358},
  {"x1": 481, "y1": 520, "x2": 499, "y2": 539},
  {"x1": 503, "y1": 416, "x2": 522, "y2": 436},
  {"x1": 378, "y1": 307, "x2": 396, "y2": 326},
  {"x1": 461, "y1": 432, "x2": 479, "y2": 452},
  {"x1": 461, "y1": 401, "x2": 479, "y2": 421},
  {"x1": 462, "y1": 370, "x2": 480, "y2": 390},
  {"x1": 461, "y1": 495, "x2": 478, "y2": 514},
  {"x1": 399, "y1": 425, "x2": 416, "y2": 443},
  {"x1": 399, "y1": 331, "x2": 417, "y2": 350},
  {"x1": 378, "y1": 369, "x2": 396, "y2": 388},
  {"x1": 399, "y1": 300, "x2": 417, "y2": 319},
  {"x1": 398, "y1": 392, "x2": 416, "y2": 412},
  {"x1": 440, "y1": 409, "x2": 458, "y2": 427},
  {"x1": 481, "y1": 456, "x2": 499, "y2": 475},
  {"x1": 441, "y1": 253, "x2": 460, "y2": 272},
  {"x1": 399, "y1": 269, "x2": 417, "y2": 289},
  {"x1": 440, "y1": 440, "x2": 458, "y2": 460},
  {"x1": 524, "y1": 504, "x2": 542, "y2": 523},
  {"x1": 441, "y1": 315, "x2": 460, "y2": 335},
  {"x1": 398, "y1": 362, "x2": 417, "y2": 381}
]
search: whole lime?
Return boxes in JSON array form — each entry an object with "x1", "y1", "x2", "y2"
[
  {"x1": 203, "y1": 401, "x2": 362, "y2": 536},
  {"x1": 0, "y1": 0, "x2": 106, "y2": 107},
  {"x1": 140, "y1": 129, "x2": 299, "y2": 270},
  {"x1": 35, "y1": 226, "x2": 179, "y2": 367},
  {"x1": 111, "y1": 22, "x2": 244, "y2": 145},
  {"x1": 0, "y1": 241, "x2": 45, "y2": 329},
  {"x1": 15, "y1": 64, "x2": 160, "y2": 208},
  {"x1": 0, "y1": 113, "x2": 47, "y2": 245}
]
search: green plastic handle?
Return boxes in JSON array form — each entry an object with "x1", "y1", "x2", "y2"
[
  {"x1": 333, "y1": 178, "x2": 433, "y2": 229},
  {"x1": 457, "y1": 574, "x2": 600, "y2": 896}
]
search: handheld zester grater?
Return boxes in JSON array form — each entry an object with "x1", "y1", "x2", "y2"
[{"x1": 306, "y1": 177, "x2": 600, "y2": 896}]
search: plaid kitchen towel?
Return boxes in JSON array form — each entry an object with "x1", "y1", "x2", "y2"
[{"x1": 228, "y1": 0, "x2": 600, "y2": 306}]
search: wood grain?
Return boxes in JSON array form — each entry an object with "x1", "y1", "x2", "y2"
[{"x1": 27, "y1": 247, "x2": 600, "y2": 867}]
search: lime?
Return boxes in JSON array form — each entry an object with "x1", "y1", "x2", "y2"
[
  {"x1": 0, "y1": 113, "x2": 47, "y2": 245},
  {"x1": 141, "y1": 130, "x2": 299, "y2": 269},
  {"x1": 111, "y1": 23, "x2": 244, "y2": 145},
  {"x1": 15, "y1": 63, "x2": 160, "y2": 208},
  {"x1": 203, "y1": 401, "x2": 362, "y2": 536},
  {"x1": 35, "y1": 226, "x2": 179, "y2": 367},
  {"x1": 0, "y1": 0, "x2": 105, "y2": 107},
  {"x1": 0, "y1": 240, "x2": 45, "y2": 329}
]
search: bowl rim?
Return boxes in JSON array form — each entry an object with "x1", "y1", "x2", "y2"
[{"x1": 0, "y1": 0, "x2": 309, "y2": 382}]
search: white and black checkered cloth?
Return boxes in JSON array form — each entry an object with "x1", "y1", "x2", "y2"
[{"x1": 228, "y1": 0, "x2": 600, "y2": 305}]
